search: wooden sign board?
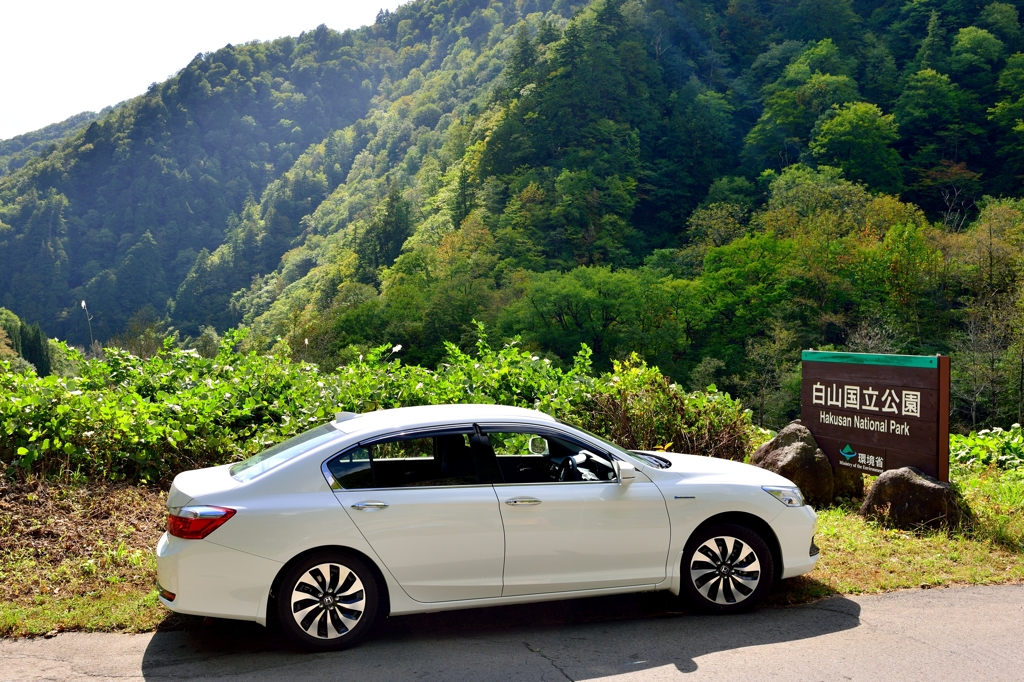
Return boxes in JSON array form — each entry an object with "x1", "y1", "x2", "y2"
[{"x1": 800, "y1": 351, "x2": 950, "y2": 482}]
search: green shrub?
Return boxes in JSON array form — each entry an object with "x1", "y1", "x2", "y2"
[
  {"x1": 0, "y1": 328, "x2": 760, "y2": 485},
  {"x1": 570, "y1": 354, "x2": 758, "y2": 461},
  {"x1": 951, "y1": 425, "x2": 1024, "y2": 470}
]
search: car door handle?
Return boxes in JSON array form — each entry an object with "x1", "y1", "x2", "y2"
[
  {"x1": 504, "y1": 497, "x2": 542, "y2": 506},
  {"x1": 351, "y1": 501, "x2": 389, "y2": 511}
]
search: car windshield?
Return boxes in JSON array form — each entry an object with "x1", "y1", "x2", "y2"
[
  {"x1": 555, "y1": 419, "x2": 647, "y2": 466},
  {"x1": 230, "y1": 424, "x2": 340, "y2": 482}
]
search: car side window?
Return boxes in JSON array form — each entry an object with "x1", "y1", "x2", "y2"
[
  {"x1": 328, "y1": 446, "x2": 373, "y2": 488},
  {"x1": 486, "y1": 430, "x2": 618, "y2": 484},
  {"x1": 326, "y1": 430, "x2": 487, "y2": 489}
]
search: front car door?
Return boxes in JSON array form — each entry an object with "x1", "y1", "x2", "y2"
[
  {"x1": 324, "y1": 428, "x2": 505, "y2": 603},
  {"x1": 484, "y1": 425, "x2": 671, "y2": 597}
]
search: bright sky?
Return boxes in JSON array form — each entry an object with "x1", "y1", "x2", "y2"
[{"x1": 0, "y1": 0, "x2": 403, "y2": 140}]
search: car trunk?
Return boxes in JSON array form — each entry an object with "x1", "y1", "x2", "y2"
[{"x1": 167, "y1": 464, "x2": 241, "y2": 509}]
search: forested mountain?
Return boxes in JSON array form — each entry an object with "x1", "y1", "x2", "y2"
[
  {"x1": 5, "y1": 0, "x2": 1024, "y2": 428},
  {"x1": 0, "y1": 110, "x2": 106, "y2": 177}
]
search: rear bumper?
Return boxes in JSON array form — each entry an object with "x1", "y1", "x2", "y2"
[
  {"x1": 773, "y1": 504, "x2": 820, "y2": 579},
  {"x1": 156, "y1": 532, "x2": 282, "y2": 623}
]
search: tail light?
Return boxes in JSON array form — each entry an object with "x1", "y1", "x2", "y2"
[{"x1": 167, "y1": 505, "x2": 236, "y2": 539}]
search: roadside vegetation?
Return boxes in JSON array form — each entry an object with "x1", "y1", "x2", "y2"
[
  {"x1": 776, "y1": 467, "x2": 1024, "y2": 605},
  {"x1": 0, "y1": 482, "x2": 169, "y2": 636},
  {"x1": 1, "y1": 334, "x2": 1022, "y2": 636},
  {"x1": 0, "y1": 328, "x2": 758, "y2": 484}
]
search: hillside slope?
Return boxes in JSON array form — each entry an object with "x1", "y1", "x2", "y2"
[
  {"x1": 0, "y1": 110, "x2": 108, "y2": 177},
  {"x1": 0, "y1": 0, "x2": 546, "y2": 341},
  {"x1": 5, "y1": 0, "x2": 1024, "y2": 427}
]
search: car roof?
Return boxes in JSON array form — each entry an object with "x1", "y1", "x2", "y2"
[{"x1": 331, "y1": 403, "x2": 558, "y2": 438}]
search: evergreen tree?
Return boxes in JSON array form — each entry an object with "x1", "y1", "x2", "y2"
[
  {"x1": 355, "y1": 186, "x2": 413, "y2": 284},
  {"x1": 860, "y1": 33, "x2": 899, "y2": 107},
  {"x1": 18, "y1": 321, "x2": 51, "y2": 376},
  {"x1": 504, "y1": 23, "x2": 538, "y2": 98},
  {"x1": 914, "y1": 11, "x2": 948, "y2": 73},
  {"x1": 116, "y1": 231, "x2": 167, "y2": 323}
]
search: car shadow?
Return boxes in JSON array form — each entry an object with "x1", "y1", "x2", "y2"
[{"x1": 141, "y1": 581, "x2": 860, "y2": 680}]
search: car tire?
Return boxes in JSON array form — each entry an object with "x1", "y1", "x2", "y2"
[
  {"x1": 681, "y1": 522, "x2": 774, "y2": 614},
  {"x1": 277, "y1": 550, "x2": 380, "y2": 651}
]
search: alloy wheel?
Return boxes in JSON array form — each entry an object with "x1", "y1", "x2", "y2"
[
  {"x1": 290, "y1": 562, "x2": 366, "y2": 639},
  {"x1": 689, "y1": 536, "x2": 761, "y2": 605}
]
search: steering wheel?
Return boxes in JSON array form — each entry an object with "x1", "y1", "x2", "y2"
[{"x1": 557, "y1": 455, "x2": 580, "y2": 482}]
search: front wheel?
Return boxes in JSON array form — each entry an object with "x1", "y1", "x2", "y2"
[
  {"x1": 277, "y1": 550, "x2": 380, "y2": 651},
  {"x1": 681, "y1": 523, "x2": 774, "y2": 614}
]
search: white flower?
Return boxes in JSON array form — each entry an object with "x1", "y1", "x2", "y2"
[{"x1": 392, "y1": 344, "x2": 402, "y2": 353}]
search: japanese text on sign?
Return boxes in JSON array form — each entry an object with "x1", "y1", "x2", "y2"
[{"x1": 811, "y1": 382, "x2": 920, "y2": 417}]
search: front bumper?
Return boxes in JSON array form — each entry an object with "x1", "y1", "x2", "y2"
[
  {"x1": 156, "y1": 532, "x2": 282, "y2": 623},
  {"x1": 772, "y1": 504, "x2": 820, "y2": 579}
]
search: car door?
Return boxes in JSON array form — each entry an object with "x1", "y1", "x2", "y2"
[
  {"x1": 485, "y1": 426, "x2": 671, "y2": 597},
  {"x1": 324, "y1": 427, "x2": 505, "y2": 603}
]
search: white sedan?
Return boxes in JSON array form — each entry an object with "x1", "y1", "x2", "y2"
[{"x1": 156, "y1": 404, "x2": 818, "y2": 651}]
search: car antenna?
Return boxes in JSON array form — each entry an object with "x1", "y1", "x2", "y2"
[{"x1": 335, "y1": 412, "x2": 359, "y2": 422}]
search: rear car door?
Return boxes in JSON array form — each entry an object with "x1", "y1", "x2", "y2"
[
  {"x1": 485, "y1": 426, "x2": 671, "y2": 596},
  {"x1": 325, "y1": 428, "x2": 505, "y2": 603}
]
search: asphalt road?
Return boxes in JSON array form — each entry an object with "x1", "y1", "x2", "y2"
[{"x1": 2, "y1": 584, "x2": 1022, "y2": 681}]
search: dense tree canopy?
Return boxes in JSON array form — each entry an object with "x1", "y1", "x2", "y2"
[
  {"x1": 0, "y1": 110, "x2": 104, "y2": 177},
  {"x1": 6, "y1": 0, "x2": 1024, "y2": 429}
]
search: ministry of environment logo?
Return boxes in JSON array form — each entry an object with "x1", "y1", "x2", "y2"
[{"x1": 840, "y1": 444, "x2": 857, "y2": 461}]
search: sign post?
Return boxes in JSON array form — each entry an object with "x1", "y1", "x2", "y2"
[{"x1": 800, "y1": 351, "x2": 951, "y2": 482}]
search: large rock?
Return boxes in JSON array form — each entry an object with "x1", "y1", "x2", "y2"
[
  {"x1": 861, "y1": 467, "x2": 967, "y2": 530},
  {"x1": 833, "y1": 466, "x2": 865, "y2": 499},
  {"x1": 751, "y1": 421, "x2": 834, "y2": 506}
]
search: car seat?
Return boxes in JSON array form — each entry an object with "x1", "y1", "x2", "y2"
[{"x1": 437, "y1": 435, "x2": 476, "y2": 478}]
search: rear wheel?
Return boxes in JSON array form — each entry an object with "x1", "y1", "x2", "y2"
[
  {"x1": 277, "y1": 550, "x2": 379, "y2": 651},
  {"x1": 681, "y1": 523, "x2": 773, "y2": 614}
]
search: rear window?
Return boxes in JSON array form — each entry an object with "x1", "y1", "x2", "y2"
[{"x1": 230, "y1": 424, "x2": 340, "y2": 482}]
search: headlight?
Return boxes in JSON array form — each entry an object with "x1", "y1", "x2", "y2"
[{"x1": 762, "y1": 486, "x2": 805, "y2": 507}]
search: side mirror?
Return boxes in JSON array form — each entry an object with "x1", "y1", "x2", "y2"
[
  {"x1": 528, "y1": 436, "x2": 548, "y2": 455},
  {"x1": 613, "y1": 460, "x2": 636, "y2": 485}
]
